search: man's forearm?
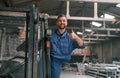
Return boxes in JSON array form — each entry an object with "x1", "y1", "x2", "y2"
[{"x1": 75, "y1": 35, "x2": 84, "y2": 47}]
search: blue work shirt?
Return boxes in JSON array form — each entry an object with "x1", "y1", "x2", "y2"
[{"x1": 50, "y1": 29, "x2": 85, "y2": 61}]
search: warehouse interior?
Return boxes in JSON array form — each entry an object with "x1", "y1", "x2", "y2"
[{"x1": 0, "y1": 0, "x2": 120, "y2": 78}]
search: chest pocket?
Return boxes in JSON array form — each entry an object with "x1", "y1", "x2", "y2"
[
  {"x1": 61, "y1": 39, "x2": 69, "y2": 48},
  {"x1": 60, "y1": 37, "x2": 71, "y2": 51}
]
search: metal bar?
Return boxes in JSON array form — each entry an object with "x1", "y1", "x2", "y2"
[
  {"x1": 0, "y1": 11, "x2": 26, "y2": 17},
  {"x1": 0, "y1": 24, "x2": 25, "y2": 28},
  {"x1": 86, "y1": 34, "x2": 119, "y2": 37},
  {"x1": 0, "y1": 7, "x2": 29, "y2": 12},
  {"x1": 92, "y1": 28, "x2": 120, "y2": 31},
  {"x1": 84, "y1": 41, "x2": 97, "y2": 44},
  {"x1": 83, "y1": 38, "x2": 105, "y2": 41},
  {"x1": 0, "y1": 15, "x2": 26, "y2": 20},
  {"x1": 59, "y1": 0, "x2": 120, "y2": 3},
  {"x1": 33, "y1": 8, "x2": 39, "y2": 78},
  {"x1": 94, "y1": 2, "x2": 98, "y2": 18},
  {"x1": 48, "y1": 26, "x2": 81, "y2": 29},
  {"x1": 27, "y1": 5, "x2": 35, "y2": 78},
  {"x1": 79, "y1": 33, "x2": 119, "y2": 37},
  {"x1": 0, "y1": 28, "x2": 6, "y2": 65},
  {"x1": 55, "y1": 0, "x2": 117, "y2": 22},
  {"x1": 0, "y1": 21, "x2": 25, "y2": 24},
  {"x1": 24, "y1": 12, "x2": 29, "y2": 78},
  {"x1": 66, "y1": 1, "x2": 70, "y2": 17},
  {"x1": 49, "y1": 15, "x2": 115, "y2": 21}
]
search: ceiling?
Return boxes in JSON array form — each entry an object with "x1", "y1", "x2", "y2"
[{"x1": 0, "y1": 0, "x2": 120, "y2": 45}]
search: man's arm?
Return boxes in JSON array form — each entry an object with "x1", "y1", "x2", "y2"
[{"x1": 69, "y1": 29, "x2": 85, "y2": 47}]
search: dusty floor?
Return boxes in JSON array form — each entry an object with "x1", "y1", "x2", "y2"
[{"x1": 60, "y1": 71, "x2": 94, "y2": 78}]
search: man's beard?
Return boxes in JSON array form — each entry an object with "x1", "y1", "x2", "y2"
[{"x1": 58, "y1": 25, "x2": 66, "y2": 29}]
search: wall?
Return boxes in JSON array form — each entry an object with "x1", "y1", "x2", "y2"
[{"x1": 91, "y1": 37, "x2": 120, "y2": 63}]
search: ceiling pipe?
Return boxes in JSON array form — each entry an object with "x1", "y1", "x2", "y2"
[
  {"x1": 92, "y1": 28, "x2": 120, "y2": 31},
  {"x1": 78, "y1": 33, "x2": 118, "y2": 37},
  {"x1": 48, "y1": 26, "x2": 120, "y2": 32},
  {"x1": 84, "y1": 41, "x2": 96, "y2": 44},
  {"x1": 94, "y1": 2, "x2": 98, "y2": 18},
  {"x1": 50, "y1": 0, "x2": 115, "y2": 21},
  {"x1": 87, "y1": 34, "x2": 118, "y2": 37},
  {"x1": 83, "y1": 38, "x2": 105, "y2": 41},
  {"x1": 48, "y1": 26, "x2": 81, "y2": 29},
  {"x1": 49, "y1": 15, "x2": 115, "y2": 21},
  {"x1": 59, "y1": 0, "x2": 120, "y2": 4},
  {"x1": 66, "y1": 1, "x2": 70, "y2": 17}
]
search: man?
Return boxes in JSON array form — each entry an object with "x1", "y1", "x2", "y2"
[{"x1": 49, "y1": 14, "x2": 85, "y2": 78}]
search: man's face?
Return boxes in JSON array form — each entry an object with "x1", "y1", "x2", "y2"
[{"x1": 56, "y1": 16, "x2": 68, "y2": 29}]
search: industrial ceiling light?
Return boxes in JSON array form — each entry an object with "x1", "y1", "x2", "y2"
[
  {"x1": 77, "y1": 31, "x2": 83, "y2": 35},
  {"x1": 100, "y1": 13, "x2": 115, "y2": 19},
  {"x1": 85, "y1": 29, "x2": 92, "y2": 32},
  {"x1": 116, "y1": 3, "x2": 120, "y2": 8},
  {"x1": 91, "y1": 21, "x2": 102, "y2": 27}
]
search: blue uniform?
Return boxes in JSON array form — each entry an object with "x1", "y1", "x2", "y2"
[{"x1": 50, "y1": 29, "x2": 85, "y2": 78}]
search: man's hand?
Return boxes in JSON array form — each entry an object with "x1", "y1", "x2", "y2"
[
  {"x1": 69, "y1": 29, "x2": 78, "y2": 40},
  {"x1": 69, "y1": 29, "x2": 84, "y2": 47}
]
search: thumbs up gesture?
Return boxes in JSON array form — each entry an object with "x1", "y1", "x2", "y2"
[
  {"x1": 69, "y1": 29, "x2": 84, "y2": 47},
  {"x1": 69, "y1": 29, "x2": 78, "y2": 40}
]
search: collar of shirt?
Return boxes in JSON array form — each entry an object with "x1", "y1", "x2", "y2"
[{"x1": 55, "y1": 29, "x2": 68, "y2": 37}]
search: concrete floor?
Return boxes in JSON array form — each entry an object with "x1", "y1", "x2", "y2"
[{"x1": 60, "y1": 71, "x2": 94, "y2": 78}]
